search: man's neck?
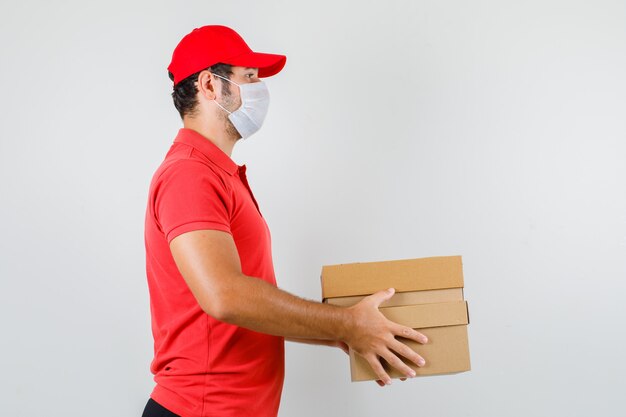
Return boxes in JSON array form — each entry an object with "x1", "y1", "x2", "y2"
[{"x1": 182, "y1": 117, "x2": 237, "y2": 157}]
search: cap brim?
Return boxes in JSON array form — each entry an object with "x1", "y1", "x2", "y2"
[{"x1": 223, "y1": 51, "x2": 286, "y2": 78}]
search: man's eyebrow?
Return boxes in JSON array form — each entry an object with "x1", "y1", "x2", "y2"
[{"x1": 244, "y1": 67, "x2": 258, "y2": 71}]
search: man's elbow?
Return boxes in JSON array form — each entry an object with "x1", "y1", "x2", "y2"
[{"x1": 198, "y1": 286, "x2": 239, "y2": 323}]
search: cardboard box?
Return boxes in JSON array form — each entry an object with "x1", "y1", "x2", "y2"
[{"x1": 321, "y1": 256, "x2": 470, "y2": 381}]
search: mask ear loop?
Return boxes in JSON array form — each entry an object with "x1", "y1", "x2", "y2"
[
  {"x1": 210, "y1": 73, "x2": 238, "y2": 115},
  {"x1": 213, "y1": 99, "x2": 231, "y2": 114},
  {"x1": 211, "y1": 72, "x2": 240, "y2": 86}
]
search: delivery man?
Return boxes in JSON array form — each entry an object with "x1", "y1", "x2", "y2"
[{"x1": 142, "y1": 25, "x2": 428, "y2": 417}]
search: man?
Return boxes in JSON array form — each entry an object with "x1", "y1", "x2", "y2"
[{"x1": 143, "y1": 25, "x2": 428, "y2": 417}]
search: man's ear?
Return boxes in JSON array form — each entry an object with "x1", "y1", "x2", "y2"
[{"x1": 196, "y1": 70, "x2": 217, "y2": 100}]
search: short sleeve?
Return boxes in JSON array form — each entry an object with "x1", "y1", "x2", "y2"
[{"x1": 154, "y1": 160, "x2": 232, "y2": 244}]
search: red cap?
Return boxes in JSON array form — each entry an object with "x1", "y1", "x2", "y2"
[{"x1": 167, "y1": 25, "x2": 286, "y2": 85}]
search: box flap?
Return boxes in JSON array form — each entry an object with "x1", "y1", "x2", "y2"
[
  {"x1": 321, "y1": 256, "x2": 463, "y2": 299},
  {"x1": 379, "y1": 301, "x2": 469, "y2": 329},
  {"x1": 325, "y1": 288, "x2": 464, "y2": 308}
]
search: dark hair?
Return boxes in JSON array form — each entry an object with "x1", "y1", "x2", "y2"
[{"x1": 168, "y1": 63, "x2": 233, "y2": 119}]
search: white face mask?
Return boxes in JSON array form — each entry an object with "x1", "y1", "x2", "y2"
[{"x1": 212, "y1": 73, "x2": 270, "y2": 139}]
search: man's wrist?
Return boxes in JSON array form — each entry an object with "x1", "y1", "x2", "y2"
[{"x1": 330, "y1": 304, "x2": 353, "y2": 344}]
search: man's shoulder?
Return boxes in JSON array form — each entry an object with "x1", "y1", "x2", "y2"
[
  {"x1": 150, "y1": 152, "x2": 231, "y2": 197},
  {"x1": 156, "y1": 149, "x2": 220, "y2": 180}
]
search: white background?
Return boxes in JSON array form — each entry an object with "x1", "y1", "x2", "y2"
[{"x1": 1, "y1": 1, "x2": 625, "y2": 416}]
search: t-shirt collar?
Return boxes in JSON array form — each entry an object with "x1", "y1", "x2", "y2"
[{"x1": 174, "y1": 128, "x2": 239, "y2": 175}]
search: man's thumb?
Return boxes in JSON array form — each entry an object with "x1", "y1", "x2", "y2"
[{"x1": 368, "y1": 287, "x2": 395, "y2": 307}]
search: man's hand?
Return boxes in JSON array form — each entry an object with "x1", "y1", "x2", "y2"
[{"x1": 344, "y1": 288, "x2": 428, "y2": 385}]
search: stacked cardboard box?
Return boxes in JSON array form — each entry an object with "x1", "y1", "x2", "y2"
[{"x1": 321, "y1": 255, "x2": 470, "y2": 382}]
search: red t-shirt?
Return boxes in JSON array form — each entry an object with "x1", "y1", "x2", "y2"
[{"x1": 144, "y1": 128, "x2": 284, "y2": 417}]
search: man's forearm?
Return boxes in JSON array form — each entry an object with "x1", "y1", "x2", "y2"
[{"x1": 211, "y1": 272, "x2": 351, "y2": 342}]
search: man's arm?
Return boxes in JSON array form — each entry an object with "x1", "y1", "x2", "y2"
[
  {"x1": 170, "y1": 229, "x2": 428, "y2": 385},
  {"x1": 285, "y1": 337, "x2": 349, "y2": 353}
]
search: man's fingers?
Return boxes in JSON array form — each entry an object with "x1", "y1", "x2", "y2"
[
  {"x1": 375, "y1": 379, "x2": 385, "y2": 387},
  {"x1": 364, "y1": 354, "x2": 392, "y2": 385},
  {"x1": 389, "y1": 339, "x2": 426, "y2": 368},
  {"x1": 380, "y1": 348, "x2": 417, "y2": 378},
  {"x1": 394, "y1": 325, "x2": 428, "y2": 344},
  {"x1": 364, "y1": 288, "x2": 396, "y2": 308}
]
